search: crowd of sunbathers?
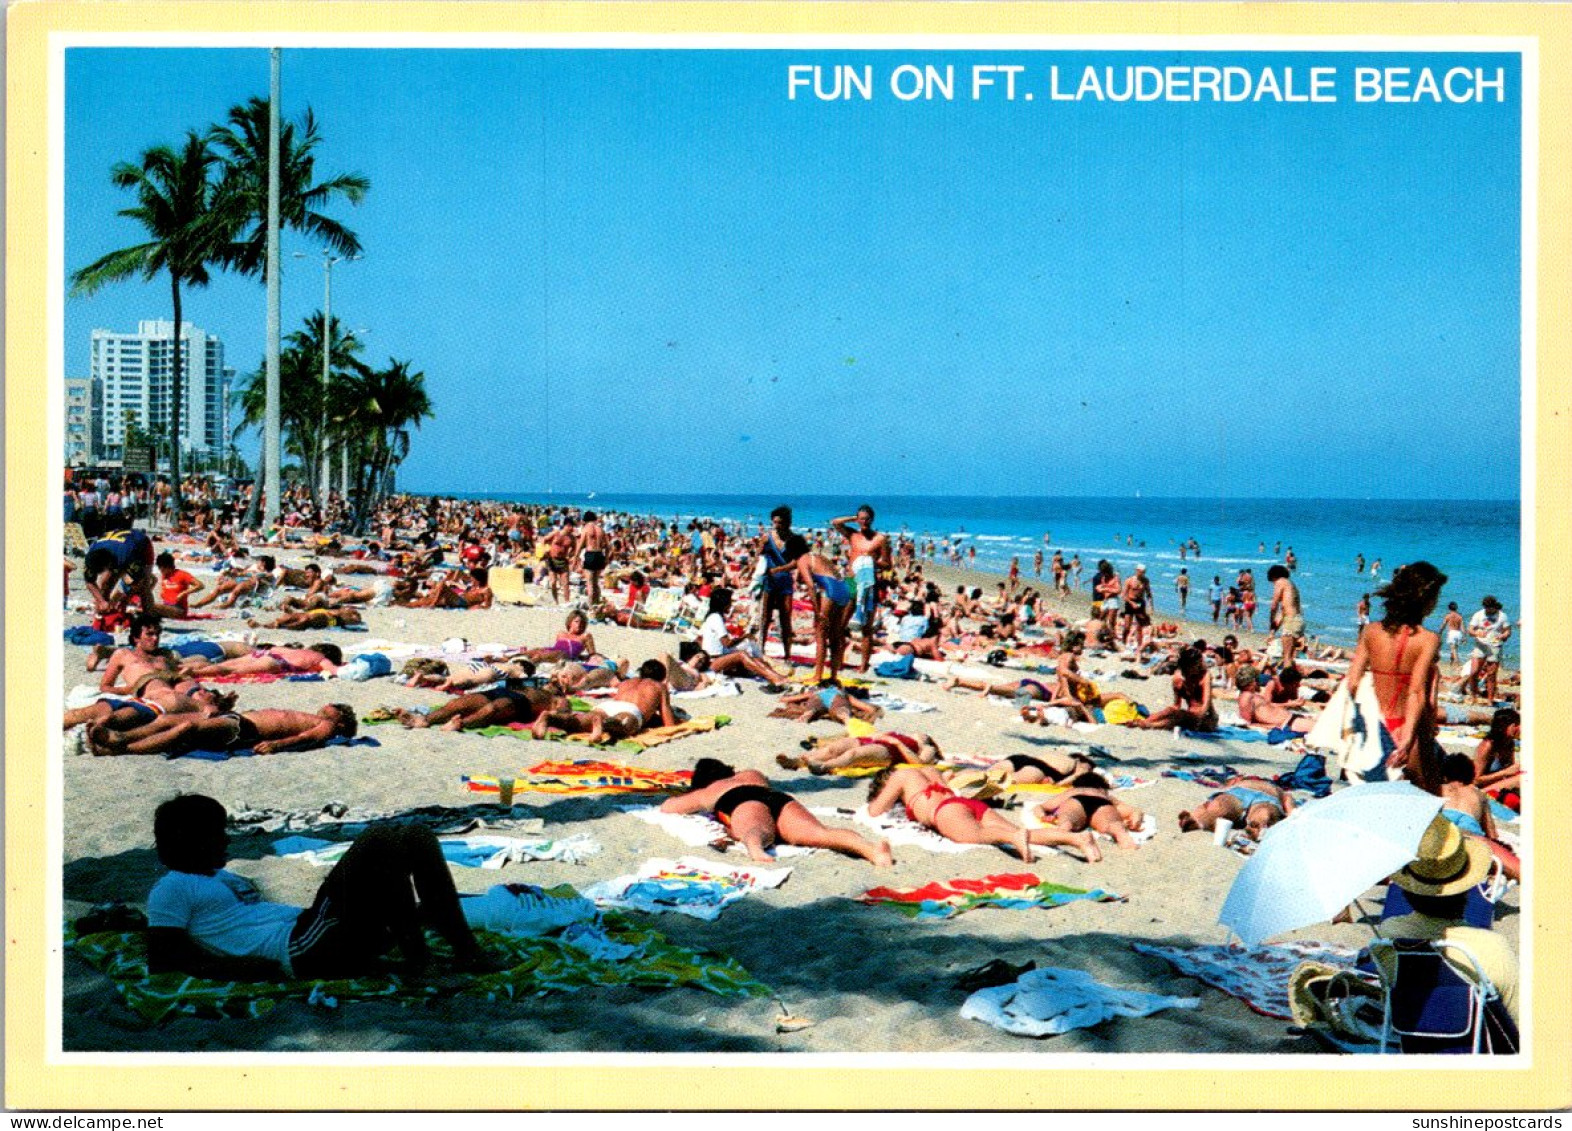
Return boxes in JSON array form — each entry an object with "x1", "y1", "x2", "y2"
[{"x1": 60, "y1": 481, "x2": 1525, "y2": 988}]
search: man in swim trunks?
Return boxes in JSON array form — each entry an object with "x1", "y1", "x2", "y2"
[
  {"x1": 401, "y1": 683, "x2": 559, "y2": 732},
  {"x1": 94, "y1": 615, "x2": 183, "y2": 697},
  {"x1": 1467, "y1": 596, "x2": 1511, "y2": 702},
  {"x1": 1267, "y1": 563, "x2": 1306, "y2": 670},
  {"x1": 530, "y1": 659, "x2": 675, "y2": 744},
  {"x1": 1176, "y1": 776, "x2": 1295, "y2": 840},
  {"x1": 1441, "y1": 602, "x2": 1465, "y2": 667},
  {"x1": 91, "y1": 703, "x2": 357, "y2": 757},
  {"x1": 575, "y1": 511, "x2": 609, "y2": 607},
  {"x1": 756, "y1": 505, "x2": 811, "y2": 663},
  {"x1": 831, "y1": 505, "x2": 893, "y2": 674},
  {"x1": 249, "y1": 606, "x2": 364, "y2": 631},
  {"x1": 1235, "y1": 667, "x2": 1314, "y2": 734},
  {"x1": 83, "y1": 528, "x2": 187, "y2": 620},
  {"x1": 542, "y1": 517, "x2": 577, "y2": 604},
  {"x1": 1120, "y1": 565, "x2": 1153, "y2": 652}
]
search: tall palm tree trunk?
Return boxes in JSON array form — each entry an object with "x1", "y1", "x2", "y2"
[{"x1": 168, "y1": 277, "x2": 185, "y2": 517}]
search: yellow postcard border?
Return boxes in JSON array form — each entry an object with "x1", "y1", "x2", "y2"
[{"x1": 7, "y1": 1, "x2": 1570, "y2": 1112}]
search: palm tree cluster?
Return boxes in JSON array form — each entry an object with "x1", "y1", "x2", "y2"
[{"x1": 69, "y1": 96, "x2": 434, "y2": 527}]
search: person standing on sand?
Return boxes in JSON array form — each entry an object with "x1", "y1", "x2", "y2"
[
  {"x1": 1208, "y1": 575, "x2": 1224, "y2": 623},
  {"x1": 831, "y1": 505, "x2": 892, "y2": 675},
  {"x1": 1070, "y1": 554, "x2": 1083, "y2": 590},
  {"x1": 1467, "y1": 595, "x2": 1511, "y2": 703},
  {"x1": 542, "y1": 515, "x2": 577, "y2": 605},
  {"x1": 575, "y1": 511, "x2": 609, "y2": 607},
  {"x1": 1441, "y1": 602, "x2": 1465, "y2": 666},
  {"x1": 1267, "y1": 563, "x2": 1305, "y2": 669},
  {"x1": 1008, "y1": 556, "x2": 1021, "y2": 594},
  {"x1": 1175, "y1": 568, "x2": 1190, "y2": 614},
  {"x1": 1033, "y1": 549, "x2": 1044, "y2": 579},
  {"x1": 757, "y1": 505, "x2": 810, "y2": 661},
  {"x1": 1051, "y1": 551, "x2": 1067, "y2": 596}
]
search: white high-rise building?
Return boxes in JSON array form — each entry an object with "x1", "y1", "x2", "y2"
[
  {"x1": 64, "y1": 376, "x2": 99, "y2": 466},
  {"x1": 91, "y1": 320, "x2": 229, "y2": 459}
]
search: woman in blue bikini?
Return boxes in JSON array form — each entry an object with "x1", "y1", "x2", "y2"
[
  {"x1": 1176, "y1": 776, "x2": 1295, "y2": 840},
  {"x1": 795, "y1": 551, "x2": 854, "y2": 684}
]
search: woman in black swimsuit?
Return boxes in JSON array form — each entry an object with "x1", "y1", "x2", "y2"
[
  {"x1": 1030, "y1": 771, "x2": 1146, "y2": 850},
  {"x1": 995, "y1": 750, "x2": 1097, "y2": 785},
  {"x1": 661, "y1": 759, "x2": 893, "y2": 867}
]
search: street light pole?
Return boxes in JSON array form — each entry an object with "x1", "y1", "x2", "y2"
[
  {"x1": 262, "y1": 47, "x2": 282, "y2": 527},
  {"x1": 297, "y1": 250, "x2": 358, "y2": 510}
]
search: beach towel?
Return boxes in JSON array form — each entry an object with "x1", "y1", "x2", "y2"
[
  {"x1": 810, "y1": 805, "x2": 978, "y2": 854},
  {"x1": 1304, "y1": 674, "x2": 1388, "y2": 782},
  {"x1": 200, "y1": 672, "x2": 327, "y2": 685},
  {"x1": 175, "y1": 735, "x2": 380, "y2": 763},
  {"x1": 867, "y1": 693, "x2": 938, "y2": 714},
  {"x1": 273, "y1": 832, "x2": 601, "y2": 869},
  {"x1": 671, "y1": 679, "x2": 744, "y2": 699},
  {"x1": 960, "y1": 966, "x2": 1199, "y2": 1038},
  {"x1": 857, "y1": 873, "x2": 1122, "y2": 921},
  {"x1": 462, "y1": 760, "x2": 692, "y2": 798},
  {"x1": 1131, "y1": 940, "x2": 1362, "y2": 1020},
  {"x1": 1184, "y1": 725, "x2": 1271, "y2": 743},
  {"x1": 1161, "y1": 764, "x2": 1245, "y2": 790},
  {"x1": 622, "y1": 805, "x2": 816, "y2": 858},
  {"x1": 1275, "y1": 752, "x2": 1335, "y2": 798},
  {"x1": 64, "y1": 625, "x2": 115, "y2": 646},
  {"x1": 68, "y1": 908, "x2": 768, "y2": 1023},
  {"x1": 874, "y1": 655, "x2": 918, "y2": 680},
  {"x1": 227, "y1": 801, "x2": 546, "y2": 838},
  {"x1": 470, "y1": 715, "x2": 731, "y2": 754},
  {"x1": 583, "y1": 856, "x2": 792, "y2": 921},
  {"x1": 460, "y1": 883, "x2": 598, "y2": 936}
]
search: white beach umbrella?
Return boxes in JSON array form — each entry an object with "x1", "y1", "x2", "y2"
[{"x1": 1217, "y1": 781, "x2": 1444, "y2": 947}]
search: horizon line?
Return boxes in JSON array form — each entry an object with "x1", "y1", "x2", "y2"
[{"x1": 409, "y1": 488, "x2": 1520, "y2": 506}]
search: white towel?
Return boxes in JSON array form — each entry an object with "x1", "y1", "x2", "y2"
[
  {"x1": 961, "y1": 966, "x2": 1199, "y2": 1037},
  {"x1": 812, "y1": 804, "x2": 978, "y2": 854},
  {"x1": 1304, "y1": 673, "x2": 1389, "y2": 782},
  {"x1": 671, "y1": 679, "x2": 744, "y2": 700}
]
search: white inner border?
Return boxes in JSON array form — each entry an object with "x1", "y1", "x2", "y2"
[{"x1": 46, "y1": 30, "x2": 1539, "y2": 1072}]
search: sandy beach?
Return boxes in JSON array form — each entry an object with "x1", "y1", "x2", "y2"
[{"x1": 59, "y1": 542, "x2": 1518, "y2": 1055}]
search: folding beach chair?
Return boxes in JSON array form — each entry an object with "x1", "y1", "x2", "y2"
[
  {"x1": 1369, "y1": 937, "x2": 1518, "y2": 1054},
  {"x1": 489, "y1": 565, "x2": 535, "y2": 606},
  {"x1": 628, "y1": 587, "x2": 684, "y2": 631},
  {"x1": 1380, "y1": 872, "x2": 1500, "y2": 928}
]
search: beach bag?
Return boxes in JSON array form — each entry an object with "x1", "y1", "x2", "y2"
[
  {"x1": 875, "y1": 655, "x2": 917, "y2": 680},
  {"x1": 1103, "y1": 700, "x2": 1140, "y2": 726}
]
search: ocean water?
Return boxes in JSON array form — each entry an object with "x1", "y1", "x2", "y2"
[{"x1": 471, "y1": 493, "x2": 1521, "y2": 648}]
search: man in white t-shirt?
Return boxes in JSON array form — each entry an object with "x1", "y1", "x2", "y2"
[{"x1": 1466, "y1": 595, "x2": 1511, "y2": 702}]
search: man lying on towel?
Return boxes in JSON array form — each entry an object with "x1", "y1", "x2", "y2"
[
  {"x1": 530, "y1": 660, "x2": 676, "y2": 745},
  {"x1": 90, "y1": 703, "x2": 357, "y2": 757}
]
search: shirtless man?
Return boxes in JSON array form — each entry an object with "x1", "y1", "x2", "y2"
[
  {"x1": 401, "y1": 684, "x2": 560, "y2": 732},
  {"x1": 83, "y1": 529, "x2": 187, "y2": 620},
  {"x1": 248, "y1": 606, "x2": 364, "y2": 631},
  {"x1": 575, "y1": 511, "x2": 609, "y2": 606},
  {"x1": 831, "y1": 505, "x2": 892, "y2": 674},
  {"x1": 756, "y1": 505, "x2": 810, "y2": 661},
  {"x1": 91, "y1": 703, "x2": 356, "y2": 757},
  {"x1": 1441, "y1": 602, "x2": 1465, "y2": 667},
  {"x1": 1267, "y1": 563, "x2": 1305, "y2": 669},
  {"x1": 542, "y1": 517, "x2": 577, "y2": 605},
  {"x1": 413, "y1": 567, "x2": 493, "y2": 610},
  {"x1": 1234, "y1": 667, "x2": 1314, "y2": 734},
  {"x1": 1120, "y1": 565, "x2": 1153, "y2": 652},
  {"x1": 93, "y1": 615, "x2": 183, "y2": 698},
  {"x1": 179, "y1": 643, "x2": 343, "y2": 678},
  {"x1": 530, "y1": 659, "x2": 676, "y2": 744}
]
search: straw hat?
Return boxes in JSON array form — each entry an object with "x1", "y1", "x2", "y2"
[
  {"x1": 949, "y1": 765, "x2": 1011, "y2": 802},
  {"x1": 1391, "y1": 815, "x2": 1493, "y2": 896}
]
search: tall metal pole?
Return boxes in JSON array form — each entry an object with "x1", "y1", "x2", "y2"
[
  {"x1": 321, "y1": 254, "x2": 333, "y2": 503},
  {"x1": 262, "y1": 48, "x2": 282, "y2": 525}
]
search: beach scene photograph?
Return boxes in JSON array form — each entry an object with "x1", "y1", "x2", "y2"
[{"x1": 44, "y1": 28, "x2": 1534, "y2": 1080}]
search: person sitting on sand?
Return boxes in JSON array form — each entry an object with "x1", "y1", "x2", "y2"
[
  {"x1": 1018, "y1": 630, "x2": 1140, "y2": 725},
  {"x1": 661, "y1": 758, "x2": 893, "y2": 867},
  {"x1": 1131, "y1": 646, "x2": 1216, "y2": 732},
  {"x1": 91, "y1": 703, "x2": 356, "y2": 757},
  {"x1": 768, "y1": 680, "x2": 882, "y2": 726},
  {"x1": 82, "y1": 528, "x2": 188, "y2": 621},
  {"x1": 866, "y1": 764, "x2": 1099, "y2": 863},
  {"x1": 517, "y1": 611, "x2": 599, "y2": 665},
  {"x1": 248, "y1": 606, "x2": 364, "y2": 631},
  {"x1": 399, "y1": 683, "x2": 560, "y2": 732},
  {"x1": 1176, "y1": 775, "x2": 1295, "y2": 840},
  {"x1": 1029, "y1": 771, "x2": 1146, "y2": 851},
  {"x1": 190, "y1": 553, "x2": 284, "y2": 610},
  {"x1": 795, "y1": 551, "x2": 854, "y2": 684},
  {"x1": 694, "y1": 588, "x2": 792, "y2": 685},
  {"x1": 530, "y1": 659, "x2": 675, "y2": 744},
  {"x1": 775, "y1": 730, "x2": 941, "y2": 774},
  {"x1": 155, "y1": 551, "x2": 205, "y2": 615},
  {"x1": 1234, "y1": 665, "x2": 1315, "y2": 734},
  {"x1": 92, "y1": 614, "x2": 181, "y2": 693},
  {"x1": 180, "y1": 643, "x2": 343, "y2": 678},
  {"x1": 412, "y1": 567, "x2": 493, "y2": 610},
  {"x1": 1438, "y1": 753, "x2": 1519, "y2": 882},
  {"x1": 145, "y1": 794, "x2": 498, "y2": 982},
  {"x1": 1472, "y1": 707, "x2": 1521, "y2": 796}
]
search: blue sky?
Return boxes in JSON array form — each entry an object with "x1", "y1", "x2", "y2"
[{"x1": 64, "y1": 48, "x2": 1522, "y2": 499}]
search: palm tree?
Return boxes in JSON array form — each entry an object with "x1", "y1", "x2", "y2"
[
  {"x1": 70, "y1": 132, "x2": 232, "y2": 511},
  {"x1": 230, "y1": 312, "x2": 368, "y2": 494},
  {"x1": 208, "y1": 98, "x2": 369, "y2": 273},
  {"x1": 351, "y1": 359, "x2": 433, "y2": 527}
]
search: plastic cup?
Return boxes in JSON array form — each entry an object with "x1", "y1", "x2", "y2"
[
  {"x1": 1213, "y1": 818, "x2": 1235, "y2": 846},
  {"x1": 497, "y1": 777, "x2": 515, "y2": 807}
]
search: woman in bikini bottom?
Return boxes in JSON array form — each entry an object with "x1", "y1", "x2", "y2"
[
  {"x1": 220, "y1": 713, "x2": 261, "y2": 751},
  {"x1": 662, "y1": 759, "x2": 893, "y2": 867},
  {"x1": 1002, "y1": 752, "x2": 1093, "y2": 784}
]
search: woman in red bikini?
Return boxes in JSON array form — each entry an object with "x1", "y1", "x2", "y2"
[
  {"x1": 866, "y1": 765, "x2": 1100, "y2": 863},
  {"x1": 1344, "y1": 561, "x2": 1447, "y2": 793},
  {"x1": 661, "y1": 759, "x2": 893, "y2": 867}
]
